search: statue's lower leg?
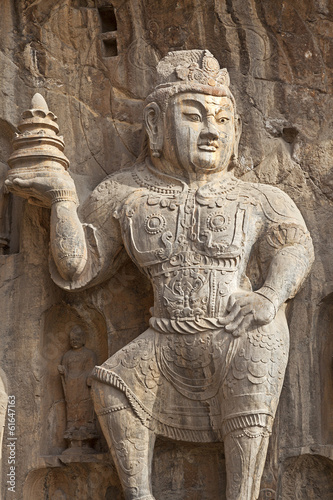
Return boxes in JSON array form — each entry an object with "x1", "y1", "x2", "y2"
[
  {"x1": 91, "y1": 381, "x2": 156, "y2": 500},
  {"x1": 223, "y1": 421, "x2": 271, "y2": 500}
]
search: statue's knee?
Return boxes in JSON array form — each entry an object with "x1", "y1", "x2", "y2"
[
  {"x1": 225, "y1": 425, "x2": 271, "y2": 443},
  {"x1": 91, "y1": 380, "x2": 128, "y2": 412},
  {"x1": 223, "y1": 414, "x2": 273, "y2": 442},
  {"x1": 241, "y1": 425, "x2": 271, "y2": 439}
]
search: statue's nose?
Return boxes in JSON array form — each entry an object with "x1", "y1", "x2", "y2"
[{"x1": 200, "y1": 118, "x2": 219, "y2": 141}]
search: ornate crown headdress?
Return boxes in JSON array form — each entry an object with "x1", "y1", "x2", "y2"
[
  {"x1": 156, "y1": 49, "x2": 230, "y2": 89},
  {"x1": 145, "y1": 49, "x2": 234, "y2": 109}
]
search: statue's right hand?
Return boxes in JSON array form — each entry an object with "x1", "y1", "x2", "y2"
[
  {"x1": 219, "y1": 291, "x2": 276, "y2": 337},
  {"x1": 5, "y1": 169, "x2": 77, "y2": 208},
  {"x1": 58, "y1": 364, "x2": 65, "y2": 374}
]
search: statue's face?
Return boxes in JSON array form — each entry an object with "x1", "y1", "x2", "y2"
[
  {"x1": 69, "y1": 328, "x2": 85, "y2": 349},
  {"x1": 162, "y1": 92, "x2": 236, "y2": 173}
]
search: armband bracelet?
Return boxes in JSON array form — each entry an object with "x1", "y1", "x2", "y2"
[
  {"x1": 48, "y1": 189, "x2": 79, "y2": 205},
  {"x1": 58, "y1": 253, "x2": 85, "y2": 261},
  {"x1": 255, "y1": 285, "x2": 279, "y2": 318}
]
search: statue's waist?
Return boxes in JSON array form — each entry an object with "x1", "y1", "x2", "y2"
[
  {"x1": 149, "y1": 316, "x2": 224, "y2": 334},
  {"x1": 145, "y1": 257, "x2": 241, "y2": 278}
]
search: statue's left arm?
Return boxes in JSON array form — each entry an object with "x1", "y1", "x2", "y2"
[
  {"x1": 255, "y1": 220, "x2": 314, "y2": 314},
  {"x1": 221, "y1": 186, "x2": 314, "y2": 335}
]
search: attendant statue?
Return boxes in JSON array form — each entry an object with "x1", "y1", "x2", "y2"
[
  {"x1": 58, "y1": 325, "x2": 97, "y2": 454},
  {"x1": 0, "y1": 183, "x2": 10, "y2": 253},
  {"x1": 6, "y1": 50, "x2": 314, "y2": 499}
]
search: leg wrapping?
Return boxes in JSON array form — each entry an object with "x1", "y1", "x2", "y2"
[
  {"x1": 223, "y1": 414, "x2": 272, "y2": 500},
  {"x1": 91, "y1": 381, "x2": 156, "y2": 500}
]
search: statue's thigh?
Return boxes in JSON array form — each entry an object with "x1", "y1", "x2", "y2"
[
  {"x1": 222, "y1": 325, "x2": 289, "y2": 420},
  {"x1": 91, "y1": 380, "x2": 128, "y2": 412}
]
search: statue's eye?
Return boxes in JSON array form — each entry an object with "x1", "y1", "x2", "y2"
[
  {"x1": 217, "y1": 116, "x2": 229, "y2": 123},
  {"x1": 184, "y1": 113, "x2": 202, "y2": 122}
]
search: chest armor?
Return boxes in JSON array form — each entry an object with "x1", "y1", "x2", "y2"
[{"x1": 120, "y1": 174, "x2": 254, "y2": 320}]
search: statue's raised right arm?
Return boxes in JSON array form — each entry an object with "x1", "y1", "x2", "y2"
[{"x1": 5, "y1": 94, "x2": 124, "y2": 289}]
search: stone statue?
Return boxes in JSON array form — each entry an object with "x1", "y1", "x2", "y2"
[
  {"x1": 0, "y1": 181, "x2": 10, "y2": 253},
  {"x1": 6, "y1": 50, "x2": 314, "y2": 499},
  {"x1": 58, "y1": 325, "x2": 98, "y2": 454}
]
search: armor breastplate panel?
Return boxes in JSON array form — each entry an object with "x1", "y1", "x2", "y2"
[{"x1": 120, "y1": 179, "x2": 254, "y2": 321}]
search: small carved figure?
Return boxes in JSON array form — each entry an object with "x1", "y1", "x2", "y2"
[
  {"x1": 0, "y1": 183, "x2": 10, "y2": 253},
  {"x1": 6, "y1": 50, "x2": 314, "y2": 499},
  {"x1": 58, "y1": 325, "x2": 97, "y2": 454}
]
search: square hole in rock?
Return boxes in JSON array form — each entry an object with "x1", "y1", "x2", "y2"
[
  {"x1": 99, "y1": 6, "x2": 117, "y2": 33},
  {"x1": 103, "y1": 38, "x2": 118, "y2": 57}
]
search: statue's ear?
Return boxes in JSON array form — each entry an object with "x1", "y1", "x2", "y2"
[
  {"x1": 234, "y1": 114, "x2": 242, "y2": 159},
  {"x1": 228, "y1": 115, "x2": 242, "y2": 170},
  {"x1": 228, "y1": 114, "x2": 242, "y2": 170},
  {"x1": 143, "y1": 102, "x2": 163, "y2": 157}
]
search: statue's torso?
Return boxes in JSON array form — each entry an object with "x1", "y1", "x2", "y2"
[{"x1": 115, "y1": 164, "x2": 267, "y2": 321}]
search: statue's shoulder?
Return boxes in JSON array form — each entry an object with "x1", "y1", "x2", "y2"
[
  {"x1": 80, "y1": 164, "x2": 140, "y2": 221},
  {"x1": 61, "y1": 349, "x2": 72, "y2": 363},
  {"x1": 238, "y1": 180, "x2": 305, "y2": 225},
  {"x1": 90, "y1": 165, "x2": 138, "y2": 199}
]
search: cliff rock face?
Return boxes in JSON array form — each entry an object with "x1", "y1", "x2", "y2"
[{"x1": 0, "y1": 1, "x2": 333, "y2": 498}]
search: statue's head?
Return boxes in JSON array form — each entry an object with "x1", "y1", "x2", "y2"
[
  {"x1": 144, "y1": 49, "x2": 241, "y2": 175},
  {"x1": 69, "y1": 325, "x2": 86, "y2": 349}
]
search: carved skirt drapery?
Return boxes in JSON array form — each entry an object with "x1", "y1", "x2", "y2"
[{"x1": 92, "y1": 308, "x2": 288, "y2": 442}]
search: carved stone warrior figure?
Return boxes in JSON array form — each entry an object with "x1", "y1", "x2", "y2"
[
  {"x1": 6, "y1": 50, "x2": 314, "y2": 499},
  {"x1": 58, "y1": 325, "x2": 98, "y2": 454}
]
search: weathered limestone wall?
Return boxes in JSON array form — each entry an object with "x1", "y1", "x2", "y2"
[{"x1": 0, "y1": 0, "x2": 333, "y2": 498}]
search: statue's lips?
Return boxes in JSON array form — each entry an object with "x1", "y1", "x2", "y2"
[
  {"x1": 71, "y1": 342, "x2": 81, "y2": 348},
  {"x1": 198, "y1": 144, "x2": 218, "y2": 152}
]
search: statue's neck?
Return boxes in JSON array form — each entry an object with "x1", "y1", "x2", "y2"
[{"x1": 148, "y1": 155, "x2": 233, "y2": 187}]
